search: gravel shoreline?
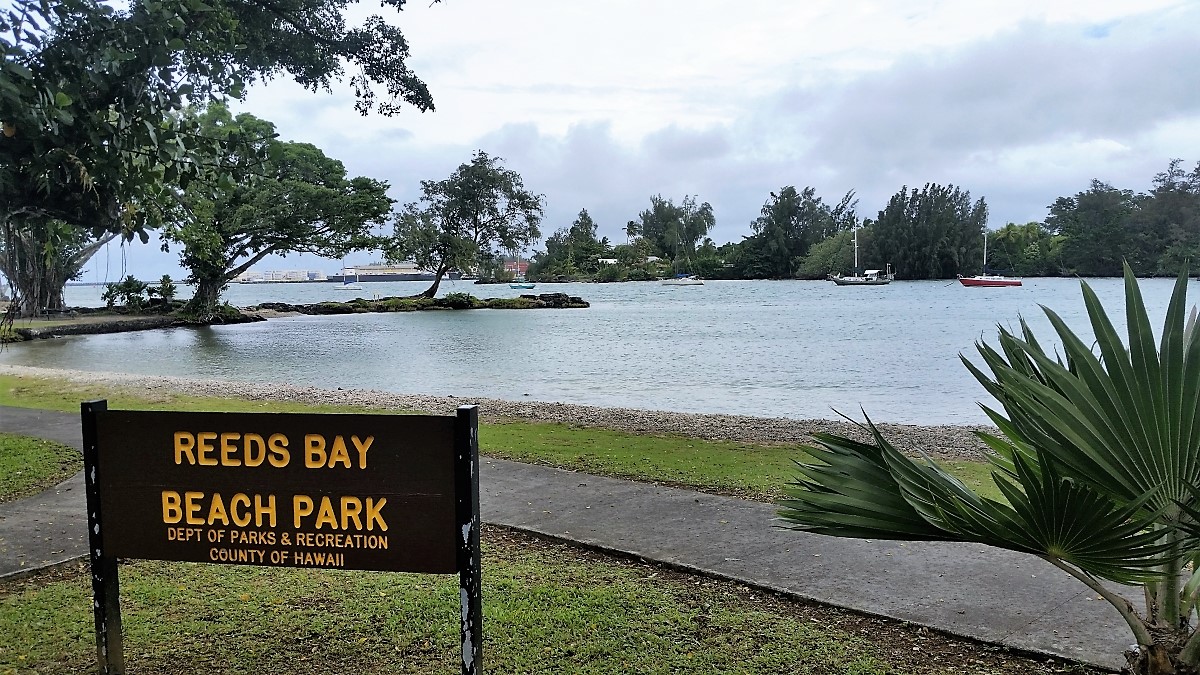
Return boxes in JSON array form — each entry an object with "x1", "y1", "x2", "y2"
[{"x1": 1, "y1": 364, "x2": 997, "y2": 461}]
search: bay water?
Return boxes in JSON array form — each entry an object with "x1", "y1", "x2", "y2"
[{"x1": 4, "y1": 277, "x2": 1192, "y2": 425}]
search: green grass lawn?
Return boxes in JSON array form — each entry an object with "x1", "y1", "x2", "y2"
[
  {"x1": 0, "y1": 530, "x2": 886, "y2": 674},
  {"x1": 0, "y1": 374, "x2": 1088, "y2": 674},
  {"x1": 0, "y1": 528, "x2": 1091, "y2": 675},
  {"x1": 0, "y1": 373, "x2": 1007, "y2": 503},
  {"x1": 0, "y1": 433, "x2": 81, "y2": 502}
]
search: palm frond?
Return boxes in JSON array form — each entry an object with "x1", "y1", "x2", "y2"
[
  {"x1": 780, "y1": 415, "x2": 1169, "y2": 583},
  {"x1": 778, "y1": 432, "x2": 950, "y2": 540},
  {"x1": 964, "y1": 265, "x2": 1199, "y2": 515}
]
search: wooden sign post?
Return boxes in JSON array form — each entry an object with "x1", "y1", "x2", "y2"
[{"x1": 81, "y1": 401, "x2": 483, "y2": 674}]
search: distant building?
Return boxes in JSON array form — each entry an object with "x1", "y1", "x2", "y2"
[
  {"x1": 597, "y1": 258, "x2": 618, "y2": 265},
  {"x1": 235, "y1": 270, "x2": 326, "y2": 283}
]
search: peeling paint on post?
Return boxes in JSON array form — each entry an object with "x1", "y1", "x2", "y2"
[
  {"x1": 455, "y1": 405, "x2": 482, "y2": 675},
  {"x1": 82, "y1": 400, "x2": 125, "y2": 675}
]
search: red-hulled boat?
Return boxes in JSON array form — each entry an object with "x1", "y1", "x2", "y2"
[{"x1": 959, "y1": 232, "x2": 1022, "y2": 287}]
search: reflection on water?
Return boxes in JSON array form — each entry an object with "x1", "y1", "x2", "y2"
[{"x1": 8, "y1": 277, "x2": 1194, "y2": 424}]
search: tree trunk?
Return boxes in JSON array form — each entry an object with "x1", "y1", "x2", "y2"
[
  {"x1": 1, "y1": 217, "x2": 116, "y2": 318},
  {"x1": 1125, "y1": 633, "x2": 1198, "y2": 674},
  {"x1": 186, "y1": 277, "x2": 227, "y2": 319},
  {"x1": 419, "y1": 265, "x2": 449, "y2": 299}
]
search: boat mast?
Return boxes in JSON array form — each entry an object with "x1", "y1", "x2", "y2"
[{"x1": 853, "y1": 227, "x2": 859, "y2": 272}]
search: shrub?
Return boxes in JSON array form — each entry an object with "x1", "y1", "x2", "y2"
[
  {"x1": 596, "y1": 265, "x2": 623, "y2": 283},
  {"x1": 101, "y1": 275, "x2": 148, "y2": 312},
  {"x1": 440, "y1": 292, "x2": 479, "y2": 310},
  {"x1": 485, "y1": 297, "x2": 537, "y2": 309}
]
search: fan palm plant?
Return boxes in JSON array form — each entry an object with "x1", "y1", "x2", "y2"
[{"x1": 779, "y1": 265, "x2": 1200, "y2": 675}]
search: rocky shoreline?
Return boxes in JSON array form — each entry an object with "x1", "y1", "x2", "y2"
[{"x1": 0, "y1": 364, "x2": 997, "y2": 461}]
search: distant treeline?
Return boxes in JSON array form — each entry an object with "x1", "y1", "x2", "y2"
[{"x1": 527, "y1": 159, "x2": 1200, "y2": 281}]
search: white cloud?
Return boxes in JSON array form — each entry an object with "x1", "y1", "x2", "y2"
[{"x1": 115, "y1": 0, "x2": 1199, "y2": 278}]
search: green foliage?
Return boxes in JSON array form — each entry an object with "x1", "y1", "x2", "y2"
[
  {"x1": 595, "y1": 263, "x2": 624, "y2": 282},
  {"x1": 985, "y1": 222, "x2": 1062, "y2": 276},
  {"x1": 738, "y1": 187, "x2": 858, "y2": 278},
  {"x1": 387, "y1": 151, "x2": 544, "y2": 297},
  {"x1": 167, "y1": 103, "x2": 393, "y2": 315},
  {"x1": 529, "y1": 208, "x2": 612, "y2": 279},
  {"x1": 798, "y1": 230, "x2": 855, "y2": 279},
  {"x1": 484, "y1": 297, "x2": 537, "y2": 309},
  {"x1": 1048, "y1": 161, "x2": 1200, "y2": 277},
  {"x1": 1046, "y1": 180, "x2": 1136, "y2": 277},
  {"x1": 100, "y1": 275, "x2": 148, "y2": 311},
  {"x1": 153, "y1": 275, "x2": 177, "y2": 302},
  {"x1": 379, "y1": 296, "x2": 435, "y2": 312},
  {"x1": 439, "y1": 292, "x2": 479, "y2": 309},
  {"x1": 631, "y1": 194, "x2": 715, "y2": 266},
  {"x1": 870, "y1": 183, "x2": 987, "y2": 279},
  {"x1": 779, "y1": 266, "x2": 1200, "y2": 672},
  {"x1": 0, "y1": 0, "x2": 433, "y2": 239}
]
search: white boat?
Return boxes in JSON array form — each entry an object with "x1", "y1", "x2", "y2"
[
  {"x1": 335, "y1": 264, "x2": 363, "y2": 291},
  {"x1": 829, "y1": 228, "x2": 891, "y2": 286},
  {"x1": 958, "y1": 233, "x2": 1021, "y2": 287},
  {"x1": 662, "y1": 274, "x2": 704, "y2": 286}
]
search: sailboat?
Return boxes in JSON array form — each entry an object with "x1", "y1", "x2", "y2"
[
  {"x1": 829, "y1": 227, "x2": 891, "y2": 286},
  {"x1": 661, "y1": 241, "x2": 704, "y2": 285},
  {"x1": 509, "y1": 251, "x2": 535, "y2": 290},
  {"x1": 958, "y1": 233, "x2": 1022, "y2": 287},
  {"x1": 335, "y1": 262, "x2": 363, "y2": 291}
]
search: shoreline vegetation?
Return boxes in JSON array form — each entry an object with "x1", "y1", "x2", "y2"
[{"x1": 0, "y1": 291, "x2": 588, "y2": 342}]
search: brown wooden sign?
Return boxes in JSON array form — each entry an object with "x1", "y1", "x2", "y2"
[
  {"x1": 82, "y1": 402, "x2": 483, "y2": 675},
  {"x1": 94, "y1": 410, "x2": 457, "y2": 573}
]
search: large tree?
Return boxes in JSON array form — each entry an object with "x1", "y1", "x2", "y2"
[
  {"x1": 165, "y1": 105, "x2": 392, "y2": 315},
  {"x1": 632, "y1": 195, "x2": 714, "y2": 267},
  {"x1": 987, "y1": 221, "x2": 1063, "y2": 277},
  {"x1": 530, "y1": 208, "x2": 611, "y2": 279},
  {"x1": 1136, "y1": 159, "x2": 1200, "y2": 276},
  {"x1": 0, "y1": 219, "x2": 116, "y2": 317},
  {"x1": 1, "y1": 0, "x2": 433, "y2": 239},
  {"x1": 738, "y1": 186, "x2": 858, "y2": 279},
  {"x1": 1046, "y1": 180, "x2": 1137, "y2": 277},
  {"x1": 387, "y1": 151, "x2": 544, "y2": 297},
  {"x1": 871, "y1": 183, "x2": 988, "y2": 280}
]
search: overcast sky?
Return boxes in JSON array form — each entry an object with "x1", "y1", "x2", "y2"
[{"x1": 96, "y1": 0, "x2": 1200, "y2": 281}]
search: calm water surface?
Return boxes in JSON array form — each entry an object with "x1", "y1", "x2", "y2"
[{"x1": 4, "y1": 277, "x2": 1192, "y2": 425}]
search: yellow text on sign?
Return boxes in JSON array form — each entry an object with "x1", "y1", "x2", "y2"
[
  {"x1": 161, "y1": 491, "x2": 277, "y2": 528},
  {"x1": 293, "y1": 495, "x2": 388, "y2": 531},
  {"x1": 160, "y1": 491, "x2": 388, "y2": 532},
  {"x1": 172, "y1": 432, "x2": 374, "y2": 469}
]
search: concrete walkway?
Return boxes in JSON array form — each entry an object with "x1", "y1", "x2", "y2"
[{"x1": 1, "y1": 406, "x2": 1130, "y2": 669}]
